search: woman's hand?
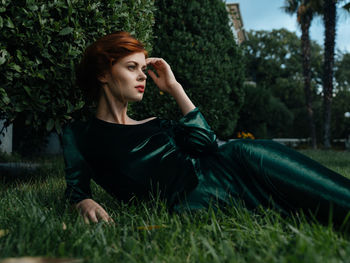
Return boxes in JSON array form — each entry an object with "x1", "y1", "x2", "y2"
[
  {"x1": 75, "y1": 199, "x2": 113, "y2": 224},
  {"x1": 146, "y1": 58, "x2": 181, "y2": 95},
  {"x1": 146, "y1": 57, "x2": 196, "y2": 116}
]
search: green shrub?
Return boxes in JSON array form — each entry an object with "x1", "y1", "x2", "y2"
[
  {"x1": 236, "y1": 83, "x2": 294, "y2": 138},
  {"x1": 331, "y1": 89, "x2": 350, "y2": 138},
  {"x1": 0, "y1": 0, "x2": 155, "y2": 140},
  {"x1": 242, "y1": 29, "x2": 324, "y2": 139},
  {"x1": 132, "y1": 0, "x2": 245, "y2": 139}
]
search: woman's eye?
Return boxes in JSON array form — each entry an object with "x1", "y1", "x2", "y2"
[{"x1": 128, "y1": 65, "x2": 136, "y2": 70}]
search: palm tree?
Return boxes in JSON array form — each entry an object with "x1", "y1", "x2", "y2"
[
  {"x1": 282, "y1": 0, "x2": 321, "y2": 149},
  {"x1": 322, "y1": 0, "x2": 350, "y2": 149},
  {"x1": 344, "y1": 2, "x2": 350, "y2": 10},
  {"x1": 322, "y1": 0, "x2": 336, "y2": 149}
]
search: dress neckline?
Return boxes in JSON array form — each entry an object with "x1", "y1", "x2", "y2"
[{"x1": 93, "y1": 116, "x2": 158, "y2": 128}]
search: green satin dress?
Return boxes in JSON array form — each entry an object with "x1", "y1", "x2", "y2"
[{"x1": 63, "y1": 108, "x2": 350, "y2": 224}]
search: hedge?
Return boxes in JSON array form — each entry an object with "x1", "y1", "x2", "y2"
[
  {"x1": 131, "y1": 0, "x2": 245, "y2": 139},
  {"x1": 0, "y1": 0, "x2": 155, "y2": 145}
]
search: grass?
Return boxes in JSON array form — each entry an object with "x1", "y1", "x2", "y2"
[{"x1": 1, "y1": 150, "x2": 350, "y2": 262}]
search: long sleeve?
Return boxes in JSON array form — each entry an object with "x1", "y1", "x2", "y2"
[
  {"x1": 171, "y1": 107, "x2": 218, "y2": 156},
  {"x1": 62, "y1": 122, "x2": 92, "y2": 204}
]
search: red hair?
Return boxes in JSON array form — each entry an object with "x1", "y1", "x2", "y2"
[{"x1": 76, "y1": 31, "x2": 148, "y2": 103}]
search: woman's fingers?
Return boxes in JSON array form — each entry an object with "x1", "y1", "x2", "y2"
[
  {"x1": 146, "y1": 58, "x2": 168, "y2": 70},
  {"x1": 87, "y1": 210, "x2": 99, "y2": 223},
  {"x1": 76, "y1": 199, "x2": 113, "y2": 224},
  {"x1": 146, "y1": 57, "x2": 163, "y2": 65},
  {"x1": 96, "y1": 208, "x2": 112, "y2": 223},
  {"x1": 147, "y1": 69, "x2": 158, "y2": 81},
  {"x1": 146, "y1": 57, "x2": 179, "y2": 94},
  {"x1": 84, "y1": 210, "x2": 113, "y2": 224}
]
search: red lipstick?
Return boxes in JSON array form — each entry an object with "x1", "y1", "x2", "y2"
[{"x1": 135, "y1": 85, "x2": 145, "y2": 93}]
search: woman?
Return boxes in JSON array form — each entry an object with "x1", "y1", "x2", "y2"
[{"x1": 63, "y1": 31, "x2": 350, "y2": 225}]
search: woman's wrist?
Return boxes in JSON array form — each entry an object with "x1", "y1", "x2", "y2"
[
  {"x1": 169, "y1": 84, "x2": 196, "y2": 115},
  {"x1": 167, "y1": 82, "x2": 183, "y2": 96}
]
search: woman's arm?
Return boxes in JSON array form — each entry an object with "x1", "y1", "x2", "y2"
[
  {"x1": 63, "y1": 124, "x2": 112, "y2": 224},
  {"x1": 146, "y1": 58, "x2": 195, "y2": 116}
]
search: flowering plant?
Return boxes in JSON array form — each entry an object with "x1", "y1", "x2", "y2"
[{"x1": 237, "y1": 131, "x2": 255, "y2": 139}]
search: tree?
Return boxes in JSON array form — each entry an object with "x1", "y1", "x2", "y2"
[
  {"x1": 335, "y1": 53, "x2": 350, "y2": 90},
  {"x1": 241, "y1": 29, "x2": 323, "y2": 139},
  {"x1": 332, "y1": 52, "x2": 350, "y2": 140},
  {"x1": 322, "y1": 0, "x2": 337, "y2": 148},
  {"x1": 322, "y1": 0, "x2": 350, "y2": 148},
  {"x1": 131, "y1": 0, "x2": 245, "y2": 139},
  {"x1": 282, "y1": 0, "x2": 322, "y2": 148},
  {"x1": 235, "y1": 83, "x2": 294, "y2": 139},
  {"x1": 331, "y1": 89, "x2": 350, "y2": 139}
]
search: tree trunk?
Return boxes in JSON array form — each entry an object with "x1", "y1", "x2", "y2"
[
  {"x1": 300, "y1": 8, "x2": 317, "y2": 149},
  {"x1": 323, "y1": 0, "x2": 336, "y2": 149}
]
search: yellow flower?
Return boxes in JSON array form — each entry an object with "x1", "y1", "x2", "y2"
[
  {"x1": 237, "y1": 131, "x2": 254, "y2": 139},
  {"x1": 0, "y1": 229, "x2": 9, "y2": 237}
]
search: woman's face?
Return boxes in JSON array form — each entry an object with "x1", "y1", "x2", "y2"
[{"x1": 100, "y1": 52, "x2": 147, "y2": 103}]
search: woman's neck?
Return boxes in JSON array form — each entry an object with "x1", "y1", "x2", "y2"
[{"x1": 95, "y1": 89, "x2": 131, "y2": 124}]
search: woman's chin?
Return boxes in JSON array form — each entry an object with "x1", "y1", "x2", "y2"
[{"x1": 129, "y1": 95, "x2": 144, "y2": 102}]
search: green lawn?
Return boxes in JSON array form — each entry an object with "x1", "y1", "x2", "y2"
[{"x1": 1, "y1": 150, "x2": 350, "y2": 262}]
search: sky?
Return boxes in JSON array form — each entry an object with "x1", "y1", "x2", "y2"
[{"x1": 226, "y1": 0, "x2": 350, "y2": 53}]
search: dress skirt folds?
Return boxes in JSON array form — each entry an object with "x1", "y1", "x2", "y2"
[
  {"x1": 173, "y1": 139, "x2": 350, "y2": 225},
  {"x1": 62, "y1": 108, "x2": 350, "y2": 225}
]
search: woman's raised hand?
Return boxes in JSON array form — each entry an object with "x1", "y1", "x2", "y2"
[
  {"x1": 75, "y1": 198, "x2": 113, "y2": 224},
  {"x1": 146, "y1": 57, "x2": 195, "y2": 116},
  {"x1": 146, "y1": 58, "x2": 181, "y2": 95}
]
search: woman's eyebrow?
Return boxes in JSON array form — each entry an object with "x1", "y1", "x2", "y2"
[{"x1": 126, "y1": 60, "x2": 146, "y2": 67}]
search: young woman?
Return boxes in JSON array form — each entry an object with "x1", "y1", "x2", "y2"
[{"x1": 63, "y1": 31, "x2": 350, "y2": 225}]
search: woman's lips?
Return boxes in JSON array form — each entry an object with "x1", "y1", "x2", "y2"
[{"x1": 136, "y1": 86, "x2": 145, "y2": 93}]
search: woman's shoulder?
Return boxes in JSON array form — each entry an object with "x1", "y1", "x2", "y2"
[
  {"x1": 63, "y1": 119, "x2": 91, "y2": 136},
  {"x1": 135, "y1": 117, "x2": 157, "y2": 124},
  {"x1": 95, "y1": 116, "x2": 159, "y2": 126}
]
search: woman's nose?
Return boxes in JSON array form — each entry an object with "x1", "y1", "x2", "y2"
[{"x1": 138, "y1": 70, "x2": 147, "y2": 81}]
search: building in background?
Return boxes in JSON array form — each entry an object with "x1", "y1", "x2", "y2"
[
  {"x1": 226, "y1": 3, "x2": 247, "y2": 44},
  {"x1": 0, "y1": 120, "x2": 12, "y2": 154}
]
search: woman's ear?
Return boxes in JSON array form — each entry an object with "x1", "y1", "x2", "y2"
[{"x1": 98, "y1": 73, "x2": 108, "y2": 85}]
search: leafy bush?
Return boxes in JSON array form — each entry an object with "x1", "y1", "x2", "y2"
[
  {"x1": 132, "y1": 0, "x2": 245, "y2": 139},
  {"x1": 331, "y1": 89, "x2": 350, "y2": 139},
  {"x1": 236, "y1": 83, "x2": 293, "y2": 138},
  {"x1": 242, "y1": 29, "x2": 324, "y2": 139},
  {"x1": 0, "y1": 0, "x2": 155, "y2": 141}
]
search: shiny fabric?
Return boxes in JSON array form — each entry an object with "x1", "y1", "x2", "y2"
[{"x1": 63, "y1": 108, "x2": 350, "y2": 224}]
